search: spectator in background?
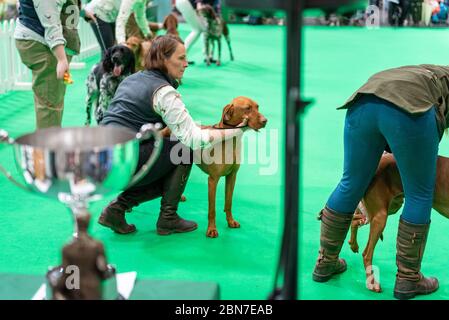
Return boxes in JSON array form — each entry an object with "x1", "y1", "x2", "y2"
[
  {"x1": 14, "y1": 0, "x2": 80, "y2": 129},
  {"x1": 197, "y1": 0, "x2": 221, "y2": 15},
  {"x1": 82, "y1": 0, "x2": 153, "y2": 55},
  {"x1": 156, "y1": 0, "x2": 172, "y2": 23},
  {"x1": 116, "y1": 0, "x2": 153, "y2": 43},
  {"x1": 174, "y1": 0, "x2": 206, "y2": 63}
]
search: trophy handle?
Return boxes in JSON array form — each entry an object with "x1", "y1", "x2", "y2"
[
  {"x1": 125, "y1": 123, "x2": 164, "y2": 189},
  {"x1": 0, "y1": 129, "x2": 29, "y2": 191}
]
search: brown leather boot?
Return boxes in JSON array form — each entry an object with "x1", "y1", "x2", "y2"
[
  {"x1": 157, "y1": 164, "x2": 197, "y2": 235},
  {"x1": 98, "y1": 184, "x2": 163, "y2": 234},
  {"x1": 312, "y1": 207, "x2": 353, "y2": 282},
  {"x1": 394, "y1": 218, "x2": 439, "y2": 300}
]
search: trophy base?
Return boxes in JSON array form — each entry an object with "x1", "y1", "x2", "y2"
[{"x1": 45, "y1": 264, "x2": 120, "y2": 300}]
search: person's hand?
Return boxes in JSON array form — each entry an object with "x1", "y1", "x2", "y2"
[
  {"x1": 159, "y1": 127, "x2": 172, "y2": 137},
  {"x1": 56, "y1": 58, "x2": 70, "y2": 80},
  {"x1": 237, "y1": 117, "x2": 249, "y2": 130},
  {"x1": 84, "y1": 9, "x2": 97, "y2": 22}
]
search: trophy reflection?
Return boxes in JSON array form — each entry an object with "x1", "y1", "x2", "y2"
[{"x1": 0, "y1": 125, "x2": 162, "y2": 300}]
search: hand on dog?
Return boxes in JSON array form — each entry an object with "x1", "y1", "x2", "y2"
[
  {"x1": 159, "y1": 126, "x2": 172, "y2": 137},
  {"x1": 238, "y1": 117, "x2": 249, "y2": 130},
  {"x1": 352, "y1": 211, "x2": 367, "y2": 226}
]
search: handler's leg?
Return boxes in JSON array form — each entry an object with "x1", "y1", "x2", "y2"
[
  {"x1": 313, "y1": 95, "x2": 387, "y2": 282},
  {"x1": 383, "y1": 105, "x2": 440, "y2": 299},
  {"x1": 175, "y1": 0, "x2": 206, "y2": 52}
]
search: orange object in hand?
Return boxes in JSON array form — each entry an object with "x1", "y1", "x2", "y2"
[{"x1": 63, "y1": 72, "x2": 74, "y2": 85}]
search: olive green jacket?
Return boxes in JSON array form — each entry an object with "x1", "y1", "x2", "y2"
[{"x1": 339, "y1": 64, "x2": 449, "y2": 137}]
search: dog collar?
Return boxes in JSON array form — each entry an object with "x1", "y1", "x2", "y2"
[{"x1": 212, "y1": 123, "x2": 248, "y2": 130}]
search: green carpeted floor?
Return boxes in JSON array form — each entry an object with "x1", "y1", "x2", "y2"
[{"x1": 2, "y1": 23, "x2": 449, "y2": 300}]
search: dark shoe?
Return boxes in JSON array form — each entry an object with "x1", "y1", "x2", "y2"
[
  {"x1": 188, "y1": 60, "x2": 195, "y2": 65},
  {"x1": 98, "y1": 199, "x2": 137, "y2": 234},
  {"x1": 157, "y1": 213, "x2": 198, "y2": 235},
  {"x1": 312, "y1": 207, "x2": 353, "y2": 282},
  {"x1": 98, "y1": 184, "x2": 163, "y2": 234},
  {"x1": 394, "y1": 218, "x2": 439, "y2": 300},
  {"x1": 157, "y1": 164, "x2": 197, "y2": 235}
]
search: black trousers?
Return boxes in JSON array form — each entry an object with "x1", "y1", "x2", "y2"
[
  {"x1": 132, "y1": 137, "x2": 193, "y2": 189},
  {"x1": 89, "y1": 17, "x2": 116, "y2": 56}
]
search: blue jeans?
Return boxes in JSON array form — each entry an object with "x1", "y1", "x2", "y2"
[{"x1": 327, "y1": 94, "x2": 439, "y2": 224}]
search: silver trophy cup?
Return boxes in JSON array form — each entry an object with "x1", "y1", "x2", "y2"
[{"x1": 0, "y1": 125, "x2": 163, "y2": 299}]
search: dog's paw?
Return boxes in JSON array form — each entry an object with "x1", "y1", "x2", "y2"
[
  {"x1": 206, "y1": 228, "x2": 219, "y2": 238},
  {"x1": 216, "y1": 61, "x2": 221, "y2": 66},
  {"x1": 227, "y1": 219, "x2": 240, "y2": 228},
  {"x1": 348, "y1": 240, "x2": 359, "y2": 253},
  {"x1": 365, "y1": 265, "x2": 382, "y2": 293},
  {"x1": 366, "y1": 277, "x2": 382, "y2": 293}
]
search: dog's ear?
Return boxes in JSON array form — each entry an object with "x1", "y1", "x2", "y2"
[
  {"x1": 126, "y1": 47, "x2": 136, "y2": 74},
  {"x1": 102, "y1": 47, "x2": 114, "y2": 72},
  {"x1": 205, "y1": 5, "x2": 216, "y2": 19},
  {"x1": 222, "y1": 104, "x2": 234, "y2": 122}
]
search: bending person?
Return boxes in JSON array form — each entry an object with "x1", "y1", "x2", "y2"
[{"x1": 312, "y1": 64, "x2": 449, "y2": 299}]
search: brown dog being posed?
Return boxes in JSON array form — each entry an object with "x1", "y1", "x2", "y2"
[
  {"x1": 196, "y1": 97, "x2": 267, "y2": 237},
  {"x1": 163, "y1": 97, "x2": 267, "y2": 237},
  {"x1": 348, "y1": 152, "x2": 449, "y2": 293}
]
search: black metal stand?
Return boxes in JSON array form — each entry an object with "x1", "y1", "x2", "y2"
[{"x1": 224, "y1": 0, "x2": 363, "y2": 300}]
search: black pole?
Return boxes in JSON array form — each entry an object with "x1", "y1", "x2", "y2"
[
  {"x1": 282, "y1": 0, "x2": 302, "y2": 300},
  {"x1": 223, "y1": 0, "x2": 363, "y2": 301}
]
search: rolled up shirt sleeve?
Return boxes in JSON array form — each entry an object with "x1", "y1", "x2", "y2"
[
  {"x1": 153, "y1": 86, "x2": 244, "y2": 150},
  {"x1": 116, "y1": 0, "x2": 151, "y2": 43},
  {"x1": 133, "y1": 0, "x2": 151, "y2": 38},
  {"x1": 116, "y1": 0, "x2": 134, "y2": 43},
  {"x1": 35, "y1": 0, "x2": 67, "y2": 50},
  {"x1": 84, "y1": 0, "x2": 100, "y2": 14}
]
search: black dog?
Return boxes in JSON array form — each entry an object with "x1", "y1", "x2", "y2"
[
  {"x1": 85, "y1": 45, "x2": 135, "y2": 125},
  {"x1": 197, "y1": 4, "x2": 234, "y2": 66}
]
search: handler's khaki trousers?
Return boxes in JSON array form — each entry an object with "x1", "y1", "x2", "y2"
[{"x1": 15, "y1": 39, "x2": 72, "y2": 129}]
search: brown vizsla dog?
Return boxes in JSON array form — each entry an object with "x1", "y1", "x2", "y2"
[
  {"x1": 197, "y1": 97, "x2": 267, "y2": 237},
  {"x1": 348, "y1": 152, "x2": 449, "y2": 293}
]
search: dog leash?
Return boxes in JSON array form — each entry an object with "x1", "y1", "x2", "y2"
[
  {"x1": 212, "y1": 118, "x2": 249, "y2": 130},
  {"x1": 94, "y1": 19, "x2": 108, "y2": 53}
]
